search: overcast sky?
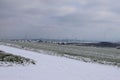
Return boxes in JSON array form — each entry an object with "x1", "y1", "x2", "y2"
[{"x1": 0, "y1": 0, "x2": 120, "y2": 41}]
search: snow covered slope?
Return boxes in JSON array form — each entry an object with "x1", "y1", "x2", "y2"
[{"x1": 0, "y1": 45, "x2": 120, "y2": 80}]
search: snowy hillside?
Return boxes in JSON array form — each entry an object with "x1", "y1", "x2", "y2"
[{"x1": 0, "y1": 45, "x2": 120, "y2": 80}]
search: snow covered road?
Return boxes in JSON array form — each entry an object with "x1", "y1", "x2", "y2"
[{"x1": 0, "y1": 45, "x2": 120, "y2": 80}]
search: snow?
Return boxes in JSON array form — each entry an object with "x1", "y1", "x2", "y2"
[{"x1": 0, "y1": 45, "x2": 120, "y2": 80}]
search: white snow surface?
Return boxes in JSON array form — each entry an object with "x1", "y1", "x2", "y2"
[{"x1": 0, "y1": 45, "x2": 120, "y2": 80}]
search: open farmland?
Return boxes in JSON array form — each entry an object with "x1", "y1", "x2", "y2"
[{"x1": 1, "y1": 40, "x2": 120, "y2": 67}]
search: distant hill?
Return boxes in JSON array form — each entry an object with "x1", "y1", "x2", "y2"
[
  {"x1": 58, "y1": 41, "x2": 120, "y2": 48},
  {"x1": 81, "y1": 42, "x2": 120, "y2": 48}
]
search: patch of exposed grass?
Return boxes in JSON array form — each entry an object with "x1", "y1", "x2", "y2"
[{"x1": 0, "y1": 50, "x2": 35, "y2": 66}]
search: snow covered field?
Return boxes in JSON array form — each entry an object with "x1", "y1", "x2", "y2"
[{"x1": 0, "y1": 45, "x2": 120, "y2": 80}]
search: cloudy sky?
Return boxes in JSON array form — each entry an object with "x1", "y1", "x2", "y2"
[{"x1": 0, "y1": 0, "x2": 120, "y2": 41}]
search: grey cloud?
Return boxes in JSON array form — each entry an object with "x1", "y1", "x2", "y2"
[{"x1": 0, "y1": 0, "x2": 120, "y2": 41}]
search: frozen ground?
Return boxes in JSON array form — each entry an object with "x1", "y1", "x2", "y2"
[{"x1": 0, "y1": 45, "x2": 120, "y2": 80}]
